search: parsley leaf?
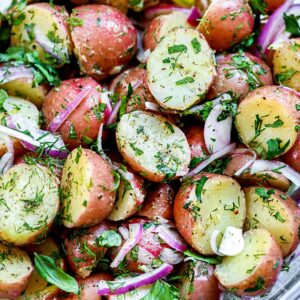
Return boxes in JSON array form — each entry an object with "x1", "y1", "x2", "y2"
[
  {"x1": 284, "y1": 13, "x2": 300, "y2": 37},
  {"x1": 195, "y1": 176, "x2": 208, "y2": 202},
  {"x1": 96, "y1": 230, "x2": 122, "y2": 248},
  {"x1": 266, "y1": 138, "x2": 290, "y2": 159},
  {"x1": 183, "y1": 250, "x2": 222, "y2": 264},
  {"x1": 141, "y1": 280, "x2": 180, "y2": 300},
  {"x1": 255, "y1": 187, "x2": 274, "y2": 201}
]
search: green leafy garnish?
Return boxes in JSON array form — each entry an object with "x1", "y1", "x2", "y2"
[
  {"x1": 266, "y1": 138, "x2": 290, "y2": 159},
  {"x1": 255, "y1": 187, "x2": 274, "y2": 201},
  {"x1": 96, "y1": 230, "x2": 122, "y2": 247},
  {"x1": 284, "y1": 13, "x2": 300, "y2": 37},
  {"x1": 168, "y1": 44, "x2": 187, "y2": 54},
  {"x1": 195, "y1": 176, "x2": 208, "y2": 202},
  {"x1": 175, "y1": 76, "x2": 195, "y2": 85},
  {"x1": 141, "y1": 280, "x2": 180, "y2": 300},
  {"x1": 191, "y1": 38, "x2": 201, "y2": 54},
  {"x1": 245, "y1": 277, "x2": 265, "y2": 292},
  {"x1": 183, "y1": 250, "x2": 222, "y2": 264}
]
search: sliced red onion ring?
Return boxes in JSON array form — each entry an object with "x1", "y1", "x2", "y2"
[
  {"x1": 204, "y1": 104, "x2": 232, "y2": 154},
  {"x1": 0, "y1": 152, "x2": 13, "y2": 175},
  {"x1": 210, "y1": 230, "x2": 224, "y2": 256},
  {"x1": 250, "y1": 160, "x2": 300, "y2": 187},
  {"x1": 98, "y1": 263, "x2": 173, "y2": 295},
  {"x1": 232, "y1": 148, "x2": 257, "y2": 176},
  {"x1": 137, "y1": 246, "x2": 156, "y2": 265},
  {"x1": 280, "y1": 85, "x2": 300, "y2": 97},
  {"x1": 48, "y1": 86, "x2": 92, "y2": 133},
  {"x1": 101, "y1": 90, "x2": 113, "y2": 119},
  {"x1": 118, "y1": 226, "x2": 129, "y2": 240},
  {"x1": 136, "y1": 30, "x2": 151, "y2": 63},
  {"x1": 187, "y1": 6, "x2": 201, "y2": 27},
  {"x1": 110, "y1": 223, "x2": 143, "y2": 268},
  {"x1": 144, "y1": 4, "x2": 190, "y2": 20},
  {"x1": 185, "y1": 143, "x2": 236, "y2": 178},
  {"x1": 96, "y1": 124, "x2": 104, "y2": 154},
  {"x1": 256, "y1": 0, "x2": 294, "y2": 56},
  {"x1": 157, "y1": 225, "x2": 188, "y2": 252},
  {"x1": 107, "y1": 100, "x2": 121, "y2": 125},
  {"x1": 0, "y1": 65, "x2": 34, "y2": 85}
]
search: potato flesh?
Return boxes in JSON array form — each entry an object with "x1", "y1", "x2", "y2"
[
  {"x1": 0, "y1": 164, "x2": 59, "y2": 245},
  {"x1": 116, "y1": 111, "x2": 191, "y2": 179},
  {"x1": 236, "y1": 97, "x2": 297, "y2": 157},
  {"x1": 0, "y1": 243, "x2": 32, "y2": 284},
  {"x1": 245, "y1": 188, "x2": 294, "y2": 256},
  {"x1": 147, "y1": 28, "x2": 216, "y2": 110},
  {"x1": 190, "y1": 177, "x2": 246, "y2": 254},
  {"x1": 61, "y1": 148, "x2": 94, "y2": 227},
  {"x1": 215, "y1": 229, "x2": 272, "y2": 285}
]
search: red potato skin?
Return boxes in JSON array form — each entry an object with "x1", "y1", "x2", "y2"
[
  {"x1": 70, "y1": 5, "x2": 137, "y2": 81},
  {"x1": 0, "y1": 138, "x2": 26, "y2": 157},
  {"x1": 224, "y1": 148, "x2": 290, "y2": 191},
  {"x1": 69, "y1": 0, "x2": 128, "y2": 13},
  {"x1": 138, "y1": 183, "x2": 174, "y2": 220},
  {"x1": 198, "y1": 0, "x2": 254, "y2": 52},
  {"x1": 282, "y1": 134, "x2": 300, "y2": 173},
  {"x1": 143, "y1": 16, "x2": 164, "y2": 51},
  {"x1": 57, "y1": 273, "x2": 113, "y2": 300},
  {"x1": 184, "y1": 125, "x2": 208, "y2": 159},
  {"x1": 265, "y1": 0, "x2": 285, "y2": 11},
  {"x1": 42, "y1": 78, "x2": 104, "y2": 149},
  {"x1": 207, "y1": 52, "x2": 273, "y2": 100},
  {"x1": 112, "y1": 67, "x2": 156, "y2": 113},
  {"x1": 64, "y1": 221, "x2": 117, "y2": 278},
  {"x1": 216, "y1": 229, "x2": 283, "y2": 297}
]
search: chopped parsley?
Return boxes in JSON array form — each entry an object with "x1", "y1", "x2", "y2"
[
  {"x1": 175, "y1": 76, "x2": 195, "y2": 85},
  {"x1": 168, "y1": 44, "x2": 187, "y2": 54},
  {"x1": 191, "y1": 38, "x2": 201, "y2": 53}
]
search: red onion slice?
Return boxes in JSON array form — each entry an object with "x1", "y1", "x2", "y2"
[
  {"x1": 144, "y1": 4, "x2": 190, "y2": 20},
  {"x1": 204, "y1": 104, "x2": 232, "y2": 154},
  {"x1": 250, "y1": 160, "x2": 300, "y2": 187},
  {"x1": 101, "y1": 91, "x2": 113, "y2": 119},
  {"x1": 118, "y1": 226, "x2": 129, "y2": 240},
  {"x1": 0, "y1": 152, "x2": 13, "y2": 175},
  {"x1": 157, "y1": 225, "x2": 188, "y2": 252},
  {"x1": 48, "y1": 86, "x2": 92, "y2": 133},
  {"x1": 137, "y1": 246, "x2": 156, "y2": 265},
  {"x1": 280, "y1": 85, "x2": 300, "y2": 97},
  {"x1": 96, "y1": 124, "x2": 104, "y2": 154},
  {"x1": 256, "y1": 0, "x2": 294, "y2": 56},
  {"x1": 185, "y1": 143, "x2": 236, "y2": 178},
  {"x1": 187, "y1": 6, "x2": 201, "y2": 27},
  {"x1": 232, "y1": 148, "x2": 257, "y2": 176},
  {"x1": 0, "y1": 65, "x2": 34, "y2": 85},
  {"x1": 98, "y1": 263, "x2": 173, "y2": 295},
  {"x1": 107, "y1": 100, "x2": 121, "y2": 125},
  {"x1": 110, "y1": 223, "x2": 143, "y2": 268}
]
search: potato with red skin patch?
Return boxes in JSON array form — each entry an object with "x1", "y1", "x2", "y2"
[
  {"x1": 138, "y1": 183, "x2": 174, "y2": 220},
  {"x1": 64, "y1": 221, "x2": 117, "y2": 278},
  {"x1": 207, "y1": 52, "x2": 273, "y2": 100},
  {"x1": 43, "y1": 77, "x2": 104, "y2": 149},
  {"x1": 70, "y1": 5, "x2": 137, "y2": 81},
  {"x1": 265, "y1": 0, "x2": 285, "y2": 11},
  {"x1": 57, "y1": 273, "x2": 113, "y2": 300},
  {"x1": 179, "y1": 262, "x2": 220, "y2": 300},
  {"x1": 215, "y1": 229, "x2": 283, "y2": 297},
  {"x1": 184, "y1": 125, "x2": 208, "y2": 160},
  {"x1": 282, "y1": 135, "x2": 300, "y2": 173},
  {"x1": 111, "y1": 67, "x2": 156, "y2": 113},
  {"x1": 69, "y1": 0, "x2": 128, "y2": 13},
  {"x1": 198, "y1": 0, "x2": 254, "y2": 52},
  {"x1": 174, "y1": 173, "x2": 246, "y2": 255},
  {"x1": 143, "y1": 11, "x2": 191, "y2": 51}
]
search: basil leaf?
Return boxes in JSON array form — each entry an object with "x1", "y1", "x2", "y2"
[
  {"x1": 96, "y1": 230, "x2": 122, "y2": 247},
  {"x1": 183, "y1": 250, "x2": 222, "y2": 265},
  {"x1": 34, "y1": 253, "x2": 79, "y2": 294},
  {"x1": 141, "y1": 280, "x2": 180, "y2": 300}
]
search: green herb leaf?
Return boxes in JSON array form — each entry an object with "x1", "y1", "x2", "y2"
[
  {"x1": 266, "y1": 138, "x2": 290, "y2": 159},
  {"x1": 191, "y1": 38, "x2": 201, "y2": 54},
  {"x1": 34, "y1": 254, "x2": 79, "y2": 294},
  {"x1": 275, "y1": 69, "x2": 299, "y2": 84},
  {"x1": 245, "y1": 277, "x2": 265, "y2": 292},
  {"x1": 168, "y1": 44, "x2": 187, "y2": 54},
  {"x1": 189, "y1": 157, "x2": 205, "y2": 168},
  {"x1": 195, "y1": 176, "x2": 208, "y2": 202},
  {"x1": 249, "y1": 0, "x2": 267, "y2": 15},
  {"x1": 183, "y1": 250, "x2": 222, "y2": 264},
  {"x1": 175, "y1": 77, "x2": 194, "y2": 86},
  {"x1": 265, "y1": 118, "x2": 284, "y2": 128},
  {"x1": 255, "y1": 187, "x2": 274, "y2": 201},
  {"x1": 164, "y1": 122, "x2": 174, "y2": 133},
  {"x1": 284, "y1": 13, "x2": 300, "y2": 37},
  {"x1": 141, "y1": 280, "x2": 180, "y2": 300},
  {"x1": 130, "y1": 142, "x2": 144, "y2": 156},
  {"x1": 96, "y1": 230, "x2": 122, "y2": 247}
]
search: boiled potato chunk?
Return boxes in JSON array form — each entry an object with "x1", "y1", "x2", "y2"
[
  {"x1": 0, "y1": 164, "x2": 59, "y2": 245},
  {"x1": 215, "y1": 229, "x2": 283, "y2": 297},
  {"x1": 236, "y1": 86, "x2": 300, "y2": 159}
]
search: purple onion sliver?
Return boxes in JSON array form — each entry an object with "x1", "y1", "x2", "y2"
[
  {"x1": 144, "y1": 4, "x2": 190, "y2": 20},
  {"x1": 98, "y1": 263, "x2": 173, "y2": 295},
  {"x1": 107, "y1": 100, "x2": 121, "y2": 125},
  {"x1": 280, "y1": 85, "x2": 300, "y2": 97},
  {"x1": 48, "y1": 86, "x2": 92, "y2": 133},
  {"x1": 187, "y1": 6, "x2": 201, "y2": 27}
]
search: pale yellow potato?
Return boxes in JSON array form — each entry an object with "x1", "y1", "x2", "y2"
[
  {"x1": 215, "y1": 229, "x2": 283, "y2": 297},
  {"x1": 272, "y1": 38, "x2": 300, "y2": 92},
  {"x1": 235, "y1": 86, "x2": 300, "y2": 159}
]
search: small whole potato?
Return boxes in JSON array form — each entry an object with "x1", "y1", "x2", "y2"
[
  {"x1": 69, "y1": 0, "x2": 128, "y2": 13},
  {"x1": 43, "y1": 77, "x2": 104, "y2": 149},
  {"x1": 208, "y1": 52, "x2": 273, "y2": 100},
  {"x1": 282, "y1": 134, "x2": 300, "y2": 173},
  {"x1": 70, "y1": 5, "x2": 137, "y2": 80},
  {"x1": 198, "y1": 0, "x2": 254, "y2": 51}
]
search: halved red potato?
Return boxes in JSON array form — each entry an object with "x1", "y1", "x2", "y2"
[
  {"x1": 57, "y1": 273, "x2": 113, "y2": 300},
  {"x1": 19, "y1": 237, "x2": 65, "y2": 300},
  {"x1": 11, "y1": 3, "x2": 72, "y2": 66},
  {"x1": 184, "y1": 124, "x2": 208, "y2": 160},
  {"x1": 198, "y1": 0, "x2": 254, "y2": 51},
  {"x1": 0, "y1": 64, "x2": 49, "y2": 108},
  {"x1": 138, "y1": 183, "x2": 174, "y2": 220},
  {"x1": 108, "y1": 165, "x2": 146, "y2": 221},
  {"x1": 116, "y1": 111, "x2": 191, "y2": 182},
  {"x1": 282, "y1": 134, "x2": 300, "y2": 173},
  {"x1": 235, "y1": 86, "x2": 300, "y2": 159},
  {"x1": 174, "y1": 173, "x2": 246, "y2": 255},
  {"x1": 42, "y1": 77, "x2": 104, "y2": 149},
  {"x1": 244, "y1": 186, "x2": 300, "y2": 257},
  {"x1": 224, "y1": 149, "x2": 290, "y2": 191},
  {"x1": 147, "y1": 28, "x2": 216, "y2": 111},
  {"x1": 0, "y1": 163, "x2": 59, "y2": 245},
  {"x1": 143, "y1": 11, "x2": 191, "y2": 51},
  {"x1": 179, "y1": 261, "x2": 220, "y2": 300},
  {"x1": 111, "y1": 67, "x2": 156, "y2": 113},
  {"x1": 0, "y1": 95, "x2": 39, "y2": 157},
  {"x1": 69, "y1": 0, "x2": 128, "y2": 13},
  {"x1": 60, "y1": 148, "x2": 116, "y2": 228},
  {"x1": 215, "y1": 228, "x2": 283, "y2": 297},
  {"x1": 0, "y1": 243, "x2": 33, "y2": 299},
  {"x1": 70, "y1": 5, "x2": 137, "y2": 81},
  {"x1": 272, "y1": 38, "x2": 300, "y2": 92},
  {"x1": 207, "y1": 52, "x2": 273, "y2": 100},
  {"x1": 64, "y1": 221, "x2": 118, "y2": 278}
]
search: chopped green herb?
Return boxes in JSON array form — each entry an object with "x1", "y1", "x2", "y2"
[
  {"x1": 191, "y1": 38, "x2": 201, "y2": 54},
  {"x1": 195, "y1": 176, "x2": 208, "y2": 202},
  {"x1": 183, "y1": 250, "x2": 222, "y2": 265},
  {"x1": 176, "y1": 77, "x2": 194, "y2": 86},
  {"x1": 129, "y1": 142, "x2": 143, "y2": 156},
  {"x1": 168, "y1": 44, "x2": 187, "y2": 54},
  {"x1": 255, "y1": 187, "x2": 274, "y2": 201},
  {"x1": 266, "y1": 138, "x2": 290, "y2": 159}
]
